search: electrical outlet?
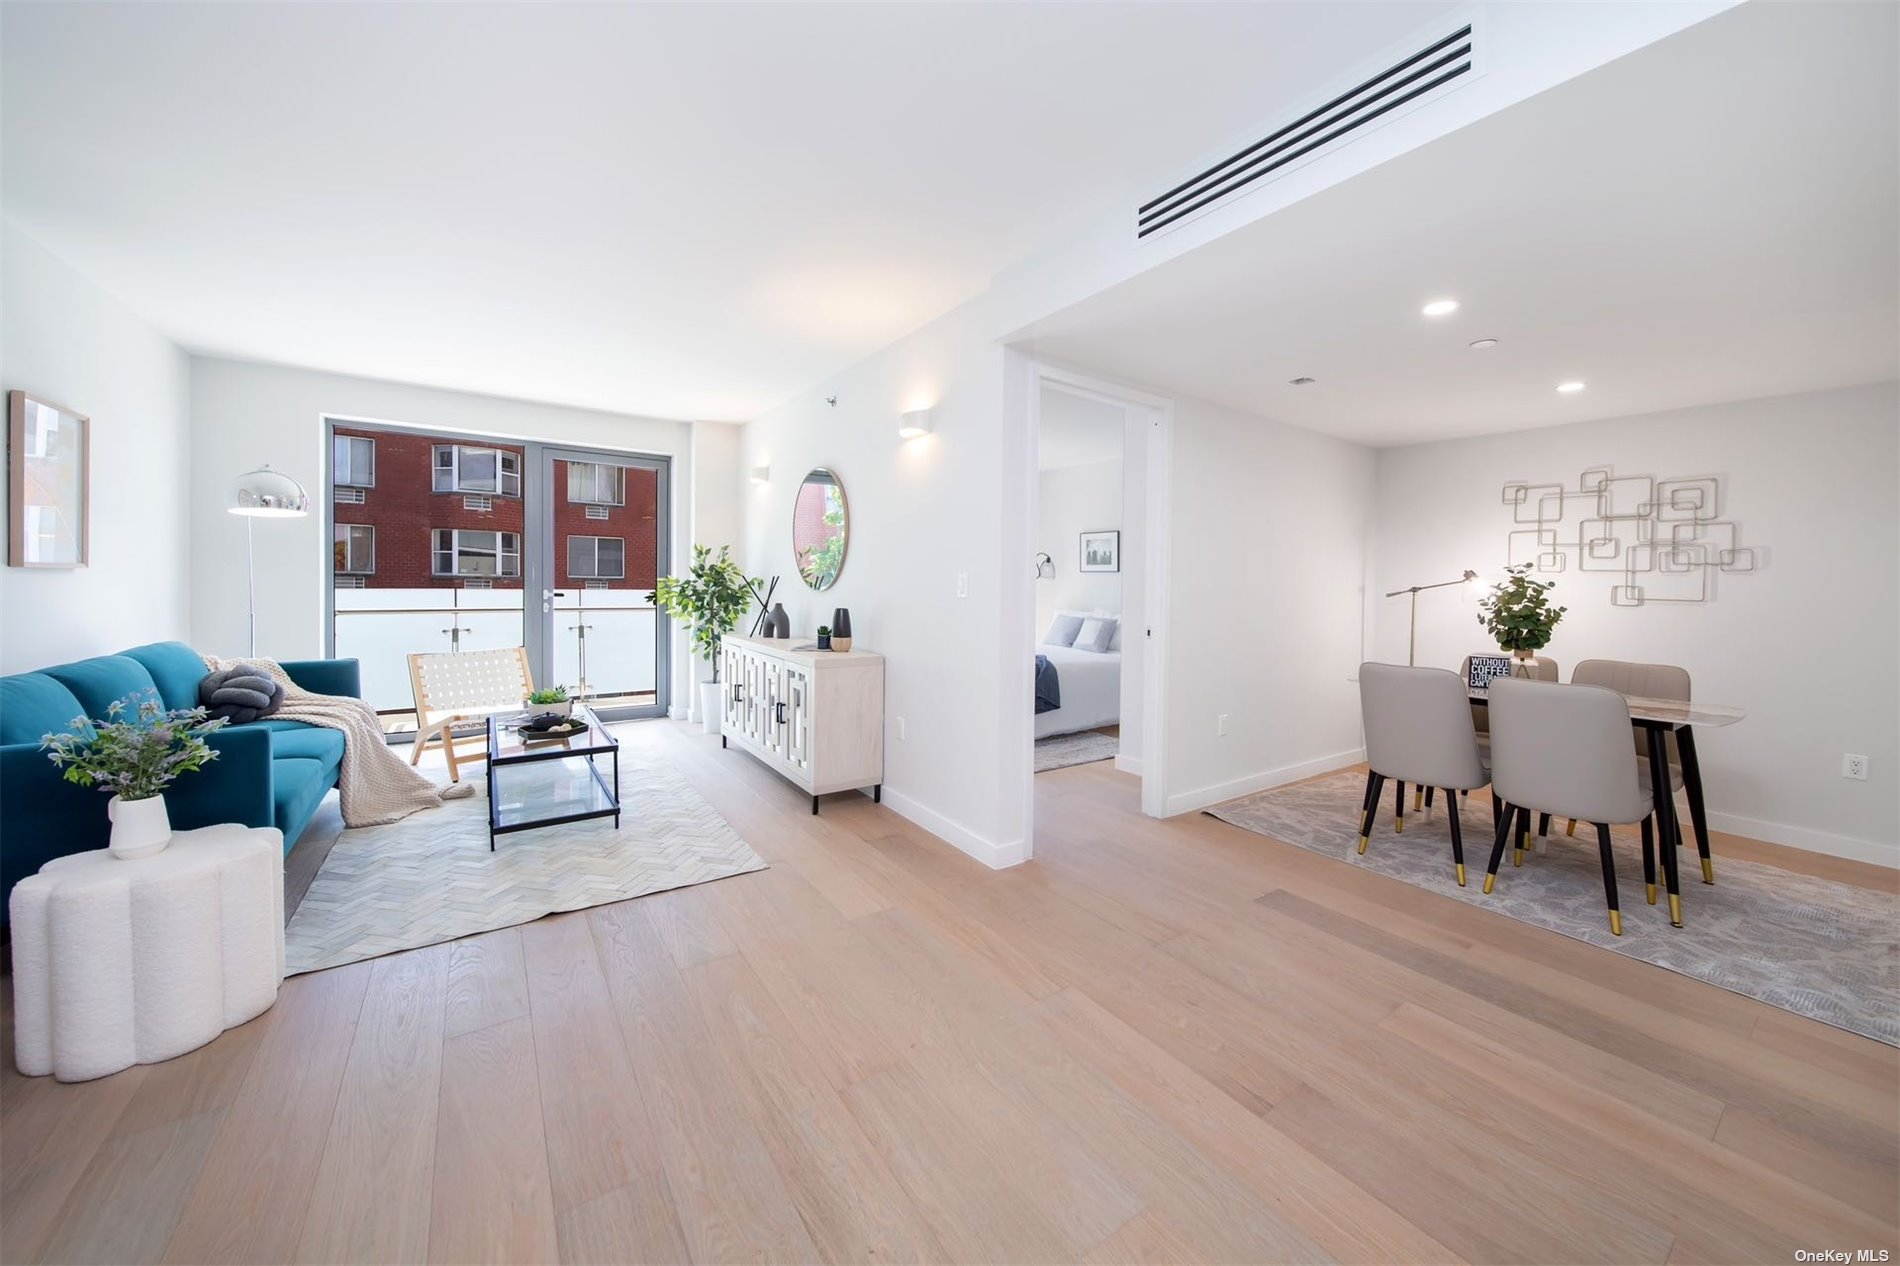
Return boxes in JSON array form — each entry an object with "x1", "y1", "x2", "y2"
[
  {"x1": 897, "y1": 717, "x2": 907, "y2": 741},
  {"x1": 956, "y1": 573, "x2": 968, "y2": 599},
  {"x1": 1843, "y1": 753, "x2": 1869, "y2": 781},
  {"x1": 1218, "y1": 713, "x2": 1229, "y2": 736}
]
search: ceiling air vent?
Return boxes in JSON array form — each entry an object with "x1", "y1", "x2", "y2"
[{"x1": 1137, "y1": 23, "x2": 1475, "y2": 240}]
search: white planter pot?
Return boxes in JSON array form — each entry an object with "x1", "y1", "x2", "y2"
[
  {"x1": 699, "y1": 681, "x2": 722, "y2": 735},
  {"x1": 525, "y1": 698, "x2": 573, "y2": 720},
  {"x1": 107, "y1": 794, "x2": 173, "y2": 860}
]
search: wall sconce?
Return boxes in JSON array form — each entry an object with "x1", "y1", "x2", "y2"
[
  {"x1": 1034, "y1": 552, "x2": 1055, "y2": 580},
  {"x1": 749, "y1": 465, "x2": 770, "y2": 485},
  {"x1": 898, "y1": 409, "x2": 933, "y2": 439}
]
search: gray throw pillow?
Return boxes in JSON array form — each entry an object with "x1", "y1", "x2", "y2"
[
  {"x1": 1074, "y1": 617, "x2": 1117, "y2": 653},
  {"x1": 1043, "y1": 614, "x2": 1084, "y2": 647}
]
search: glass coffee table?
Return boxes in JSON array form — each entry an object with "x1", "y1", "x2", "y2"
[{"x1": 484, "y1": 709, "x2": 621, "y2": 850}]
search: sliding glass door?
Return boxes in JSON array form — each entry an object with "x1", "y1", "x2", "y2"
[
  {"x1": 532, "y1": 447, "x2": 669, "y2": 721},
  {"x1": 326, "y1": 420, "x2": 669, "y2": 732}
]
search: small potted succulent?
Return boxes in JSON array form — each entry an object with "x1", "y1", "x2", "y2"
[
  {"x1": 41, "y1": 693, "x2": 226, "y2": 860},
  {"x1": 526, "y1": 685, "x2": 573, "y2": 721},
  {"x1": 816, "y1": 624, "x2": 833, "y2": 651}
]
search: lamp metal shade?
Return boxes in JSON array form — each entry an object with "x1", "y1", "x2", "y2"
[{"x1": 227, "y1": 465, "x2": 310, "y2": 518}]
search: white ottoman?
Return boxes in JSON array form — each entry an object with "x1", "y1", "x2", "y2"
[{"x1": 9, "y1": 823, "x2": 285, "y2": 1082}]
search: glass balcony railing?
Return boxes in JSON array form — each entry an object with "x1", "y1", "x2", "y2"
[{"x1": 335, "y1": 588, "x2": 659, "y2": 731}]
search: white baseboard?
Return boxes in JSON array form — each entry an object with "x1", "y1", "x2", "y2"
[
  {"x1": 1114, "y1": 755, "x2": 1143, "y2": 776},
  {"x1": 1705, "y1": 809, "x2": 1897, "y2": 869},
  {"x1": 1165, "y1": 747, "x2": 1365, "y2": 817},
  {"x1": 877, "y1": 787, "x2": 1027, "y2": 870},
  {"x1": 667, "y1": 705, "x2": 688, "y2": 720}
]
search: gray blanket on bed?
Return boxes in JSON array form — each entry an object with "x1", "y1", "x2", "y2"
[{"x1": 1034, "y1": 654, "x2": 1061, "y2": 715}]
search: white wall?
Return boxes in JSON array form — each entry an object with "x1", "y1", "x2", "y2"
[
  {"x1": 0, "y1": 223, "x2": 192, "y2": 672},
  {"x1": 186, "y1": 357, "x2": 712, "y2": 708},
  {"x1": 1161, "y1": 391, "x2": 1377, "y2": 813},
  {"x1": 1035, "y1": 458, "x2": 1122, "y2": 634},
  {"x1": 1373, "y1": 382, "x2": 1899, "y2": 864},
  {"x1": 742, "y1": 300, "x2": 1023, "y2": 865}
]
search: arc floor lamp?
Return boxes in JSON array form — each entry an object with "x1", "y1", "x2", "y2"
[
  {"x1": 1385, "y1": 570, "x2": 1478, "y2": 666},
  {"x1": 226, "y1": 465, "x2": 310, "y2": 657}
]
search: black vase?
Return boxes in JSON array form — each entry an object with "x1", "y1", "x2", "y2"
[
  {"x1": 770, "y1": 603, "x2": 790, "y2": 638},
  {"x1": 830, "y1": 608, "x2": 852, "y2": 652}
]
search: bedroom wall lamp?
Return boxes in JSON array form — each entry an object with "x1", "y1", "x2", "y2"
[
  {"x1": 749, "y1": 465, "x2": 770, "y2": 485},
  {"x1": 1034, "y1": 552, "x2": 1055, "y2": 580},
  {"x1": 1384, "y1": 569, "x2": 1478, "y2": 666},
  {"x1": 897, "y1": 409, "x2": 933, "y2": 439}
]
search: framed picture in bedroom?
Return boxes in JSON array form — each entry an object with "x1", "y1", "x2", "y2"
[
  {"x1": 8, "y1": 391, "x2": 90, "y2": 569},
  {"x1": 1079, "y1": 529, "x2": 1119, "y2": 573}
]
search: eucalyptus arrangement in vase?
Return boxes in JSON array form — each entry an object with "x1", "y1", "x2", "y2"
[
  {"x1": 1477, "y1": 564, "x2": 1567, "y2": 666},
  {"x1": 41, "y1": 694, "x2": 226, "y2": 859}
]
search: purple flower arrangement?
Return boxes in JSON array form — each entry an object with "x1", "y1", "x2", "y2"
[{"x1": 41, "y1": 693, "x2": 226, "y2": 802}]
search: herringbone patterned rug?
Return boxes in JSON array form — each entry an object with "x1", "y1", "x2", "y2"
[{"x1": 284, "y1": 747, "x2": 765, "y2": 974}]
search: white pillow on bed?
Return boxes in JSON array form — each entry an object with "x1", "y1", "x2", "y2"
[
  {"x1": 1060, "y1": 608, "x2": 1123, "y2": 652},
  {"x1": 1043, "y1": 613, "x2": 1084, "y2": 647},
  {"x1": 1074, "y1": 617, "x2": 1118, "y2": 653}
]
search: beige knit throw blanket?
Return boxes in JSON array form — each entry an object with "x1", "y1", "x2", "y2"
[{"x1": 205, "y1": 656, "x2": 476, "y2": 827}]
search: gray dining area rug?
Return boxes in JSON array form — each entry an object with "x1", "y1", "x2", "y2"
[
  {"x1": 284, "y1": 746, "x2": 766, "y2": 975},
  {"x1": 1208, "y1": 770, "x2": 1899, "y2": 1046}
]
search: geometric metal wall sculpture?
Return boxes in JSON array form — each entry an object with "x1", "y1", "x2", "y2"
[{"x1": 1499, "y1": 467, "x2": 1759, "y2": 606}]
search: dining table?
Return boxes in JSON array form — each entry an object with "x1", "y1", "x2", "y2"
[{"x1": 1467, "y1": 685, "x2": 1746, "y2": 927}]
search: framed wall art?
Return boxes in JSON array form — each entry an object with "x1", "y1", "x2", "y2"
[{"x1": 8, "y1": 390, "x2": 90, "y2": 568}]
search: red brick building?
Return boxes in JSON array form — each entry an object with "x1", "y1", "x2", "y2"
[{"x1": 331, "y1": 426, "x2": 658, "y2": 591}]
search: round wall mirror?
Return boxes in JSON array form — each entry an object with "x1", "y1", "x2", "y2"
[{"x1": 792, "y1": 467, "x2": 848, "y2": 590}]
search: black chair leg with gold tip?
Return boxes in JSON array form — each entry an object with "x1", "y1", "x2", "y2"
[
  {"x1": 1565, "y1": 817, "x2": 1578, "y2": 837},
  {"x1": 1357, "y1": 772, "x2": 1386, "y2": 854},
  {"x1": 1594, "y1": 822, "x2": 1623, "y2": 936},
  {"x1": 1513, "y1": 805, "x2": 1531, "y2": 867},
  {"x1": 1393, "y1": 780, "x2": 1406, "y2": 835},
  {"x1": 1483, "y1": 800, "x2": 1513, "y2": 894},
  {"x1": 1424, "y1": 785, "x2": 1435, "y2": 811},
  {"x1": 1678, "y1": 725, "x2": 1715, "y2": 884},
  {"x1": 1445, "y1": 788, "x2": 1466, "y2": 886},
  {"x1": 1537, "y1": 812, "x2": 1552, "y2": 839},
  {"x1": 1640, "y1": 816, "x2": 1657, "y2": 905}
]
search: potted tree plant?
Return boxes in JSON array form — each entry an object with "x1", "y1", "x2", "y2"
[
  {"x1": 1477, "y1": 564, "x2": 1568, "y2": 674},
  {"x1": 648, "y1": 545, "x2": 758, "y2": 735},
  {"x1": 41, "y1": 694, "x2": 226, "y2": 859}
]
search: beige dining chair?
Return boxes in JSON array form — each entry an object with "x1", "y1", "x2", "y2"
[
  {"x1": 1447, "y1": 654, "x2": 1559, "y2": 816},
  {"x1": 1562, "y1": 659, "x2": 1700, "y2": 877},
  {"x1": 1485, "y1": 676, "x2": 1661, "y2": 933},
  {"x1": 1357, "y1": 663, "x2": 1491, "y2": 887}
]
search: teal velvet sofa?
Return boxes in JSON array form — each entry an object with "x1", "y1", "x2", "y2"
[{"x1": 1, "y1": 641, "x2": 360, "y2": 913}]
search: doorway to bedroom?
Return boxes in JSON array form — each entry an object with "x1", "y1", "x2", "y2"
[{"x1": 1032, "y1": 381, "x2": 1139, "y2": 776}]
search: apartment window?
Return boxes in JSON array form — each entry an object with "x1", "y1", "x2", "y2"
[
  {"x1": 566, "y1": 461, "x2": 625, "y2": 506},
  {"x1": 433, "y1": 529, "x2": 520, "y2": 577},
  {"x1": 333, "y1": 435, "x2": 375, "y2": 488},
  {"x1": 432, "y1": 444, "x2": 520, "y2": 497},
  {"x1": 334, "y1": 524, "x2": 375, "y2": 574},
  {"x1": 568, "y1": 535, "x2": 625, "y2": 580}
]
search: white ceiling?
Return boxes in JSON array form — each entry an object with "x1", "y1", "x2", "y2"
[
  {"x1": 1, "y1": 1, "x2": 1457, "y2": 422},
  {"x1": 1008, "y1": 1, "x2": 1900, "y2": 447},
  {"x1": 1039, "y1": 387, "x2": 1124, "y2": 471}
]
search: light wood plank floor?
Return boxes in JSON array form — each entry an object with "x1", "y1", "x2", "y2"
[{"x1": 3, "y1": 719, "x2": 1895, "y2": 1265}]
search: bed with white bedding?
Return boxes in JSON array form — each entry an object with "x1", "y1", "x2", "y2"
[{"x1": 1035, "y1": 642, "x2": 1121, "y2": 739}]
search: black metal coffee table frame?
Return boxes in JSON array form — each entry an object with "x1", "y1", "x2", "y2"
[{"x1": 484, "y1": 712, "x2": 621, "y2": 850}]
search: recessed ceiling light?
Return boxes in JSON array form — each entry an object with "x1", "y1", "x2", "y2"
[
  {"x1": 1288, "y1": 376, "x2": 1317, "y2": 386},
  {"x1": 1468, "y1": 338, "x2": 1499, "y2": 350},
  {"x1": 1421, "y1": 299, "x2": 1460, "y2": 317},
  {"x1": 1557, "y1": 381, "x2": 1587, "y2": 394}
]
